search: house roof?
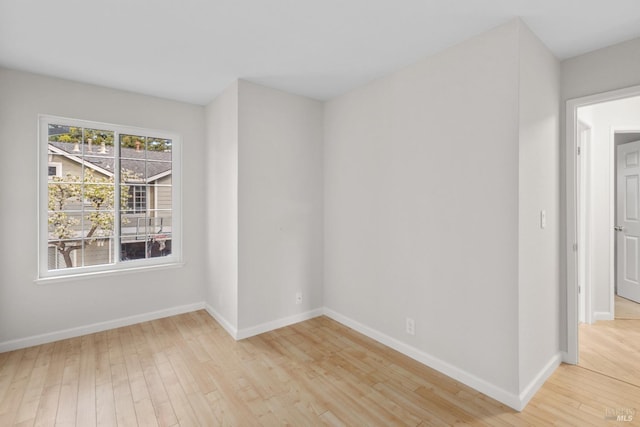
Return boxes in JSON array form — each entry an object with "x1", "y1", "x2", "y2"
[{"x1": 48, "y1": 141, "x2": 172, "y2": 183}]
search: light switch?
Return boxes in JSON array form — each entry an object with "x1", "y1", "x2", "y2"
[{"x1": 540, "y1": 210, "x2": 546, "y2": 229}]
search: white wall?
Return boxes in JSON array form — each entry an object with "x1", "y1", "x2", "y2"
[
  {"x1": 205, "y1": 81, "x2": 239, "y2": 332},
  {"x1": 237, "y1": 80, "x2": 324, "y2": 331},
  {"x1": 577, "y1": 97, "x2": 640, "y2": 318},
  {"x1": 324, "y1": 21, "x2": 522, "y2": 396},
  {"x1": 517, "y1": 24, "x2": 561, "y2": 392},
  {"x1": 204, "y1": 80, "x2": 324, "y2": 335},
  {"x1": 562, "y1": 37, "x2": 640, "y2": 102},
  {"x1": 0, "y1": 68, "x2": 206, "y2": 347}
]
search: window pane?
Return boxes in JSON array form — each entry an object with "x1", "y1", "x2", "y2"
[
  {"x1": 47, "y1": 208, "x2": 83, "y2": 270},
  {"x1": 121, "y1": 161, "x2": 145, "y2": 183},
  {"x1": 120, "y1": 212, "x2": 148, "y2": 261},
  {"x1": 83, "y1": 128, "x2": 114, "y2": 155},
  {"x1": 84, "y1": 209, "x2": 115, "y2": 238},
  {"x1": 48, "y1": 124, "x2": 83, "y2": 147},
  {"x1": 48, "y1": 211, "x2": 83, "y2": 242},
  {"x1": 48, "y1": 246, "x2": 65, "y2": 270},
  {"x1": 47, "y1": 240, "x2": 81, "y2": 270},
  {"x1": 121, "y1": 241, "x2": 147, "y2": 261},
  {"x1": 120, "y1": 160, "x2": 172, "y2": 182},
  {"x1": 48, "y1": 182, "x2": 82, "y2": 210},
  {"x1": 149, "y1": 234, "x2": 171, "y2": 258},
  {"x1": 149, "y1": 210, "x2": 171, "y2": 235},
  {"x1": 83, "y1": 184, "x2": 115, "y2": 211},
  {"x1": 121, "y1": 213, "x2": 146, "y2": 239},
  {"x1": 83, "y1": 238, "x2": 114, "y2": 266},
  {"x1": 83, "y1": 129, "x2": 115, "y2": 177},
  {"x1": 145, "y1": 215, "x2": 164, "y2": 236},
  {"x1": 120, "y1": 134, "x2": 147, "y2": 159},
  {"x1": 146, "y1": 160, "x2": 171, "y2": 181},
  {"x1": 149, "y1": 183, "x2": 171, "y2": 211},
  {"x1": 147, "y1": 137, "x2": 172, "y2": 159}
]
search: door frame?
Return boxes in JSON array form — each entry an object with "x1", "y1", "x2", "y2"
[
  {"x1": 577, "y1": 119, "x2": 592, "y2": 325},
  {"x1": 565, "y1": 84, "x2": 640, "y2": 364}
]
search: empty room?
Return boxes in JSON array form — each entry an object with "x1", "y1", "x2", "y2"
[{"x1": 1, "y1": 1, "x2": 640, "y2": 425}]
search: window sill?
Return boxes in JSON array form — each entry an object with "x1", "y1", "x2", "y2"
[{"x1": 35, "y1": 262, "x2": 185, "y2": 285}]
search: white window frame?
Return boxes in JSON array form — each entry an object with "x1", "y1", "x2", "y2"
[{"x1": 37, "y1": 115, "x2": 182, "y2": 281}]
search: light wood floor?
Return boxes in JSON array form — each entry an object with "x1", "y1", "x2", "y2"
[
  {"x1": 615, "y1": 295, "x2": 640, "y2": 319},
  {"x1": 579, "y1": 320, "x2": 640, "y2": 390},
  {"x1": 2, "y1": 312, "x2": 640, "y2": 426}
]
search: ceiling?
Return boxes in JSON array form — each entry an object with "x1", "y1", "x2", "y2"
[{"x1": 1, "y1": 0, "x2": 639, "y2": 105}]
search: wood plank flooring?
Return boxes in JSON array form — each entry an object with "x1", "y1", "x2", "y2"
[
  {"x1": 579, "y1": 318, "x2": 640, "y2": 388},
  {"x1": 1, "y1": 311, "x2": 639, "y2": 426},
  {"x1": 615, "y1": 295, "x2": 640, "y2": 319}
]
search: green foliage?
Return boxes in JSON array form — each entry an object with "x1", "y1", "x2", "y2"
[
  {"x1": 48, "y1": 125, "x2": 114, "y2": 146},
  {"x1": 48, "y1": 125, "x2": 171, "y2": 152},
  {"x1": 120, "y1": 135, "x2": 172, "y2": 152},
  {"x1": 48, "y1": 169, "x2": 136, "y2": 267},
  {"x1": 48, "y1": 211, "x2": 79, "y2": 240},
  {"x1": 48, "y1": 173, "x2": 81, "y2": 211}
]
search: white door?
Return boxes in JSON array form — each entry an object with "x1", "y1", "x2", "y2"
[{"x1": 616, "y1": 140, "x2": 640, "y2": 303}]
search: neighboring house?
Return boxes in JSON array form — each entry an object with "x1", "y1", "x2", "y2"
[{"x1": 47, "y1": 140, "x2": 172, "y2": 269}]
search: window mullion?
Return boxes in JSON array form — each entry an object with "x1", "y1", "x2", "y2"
[
  {"x1": 81, "y1": 127, "x2": 86, "y2": 268},
  {"x1": 114, "y1": 131, "x2": 121, "y2": 265}
]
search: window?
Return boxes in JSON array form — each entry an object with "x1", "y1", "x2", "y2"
[
  {"x1": 48, "y1": 162, "x2": 62, "y2": 178},
  {"x1": 39, "y1": 116, "x2": 181, "y2": 279},
  {"x1": 127, "y1": 185, "x2": 147, "y2": 214}
]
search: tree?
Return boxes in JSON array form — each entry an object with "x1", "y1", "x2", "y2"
[
  {"x1": 48, "y1": 169, "x2": 131, "y2": 268},
  {"x1": 48, "y1": 125, "x2": 171, "y2": 152},
  {"x1": 120, "y1": 135, "x2": 172, "y2": 151},
  {"x1": 48, "y1": 125, "x2": 114, "y2": 146}
]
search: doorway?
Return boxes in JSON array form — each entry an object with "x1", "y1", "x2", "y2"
[
  {"x1": 615, "y1": 135, "x2": 640, "y2": 304},
  {"x1": 566, "y1": 85, "x2": 640, "y2": 364}
]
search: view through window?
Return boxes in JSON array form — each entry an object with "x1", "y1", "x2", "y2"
[{"x1": 41, "y1": 117, "x2": 178, "y2": 277}]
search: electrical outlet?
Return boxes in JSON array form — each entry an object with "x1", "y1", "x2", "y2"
[
  {"x1": 406, "y1": 317, "x2": 415, "y2": 335},
  {"x1": 296, "y1": 292, "x2": 302, "y2": 304}
]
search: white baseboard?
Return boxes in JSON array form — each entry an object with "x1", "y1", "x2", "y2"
[
  {"x1": 518, "y1": 352, "x2": 562, "y2": 410},
  {"x1": 204, "y1": 304, "x2": 238, "y2": 339},
  {"x1": 1, "y1": 302, "x2": 561, "y2": 412},
  {"x1": 323, "y1": 307, "x2": 549, "y2": 411},
  {"x1": 593, "y1": 311, "x2": 614, "y2": 321},
  {"x1": 236, "y1": 308, "x2": 324, "y2": 340},
  {"x1": 203, "y1": 305, "x2": 323, "y2": 341},
  {"x1": 1, "y1": 302, "x2": 323, "y2": 353},
  {"x1": 0, "y1": 302, "x2": 205, "y2": 353}
]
